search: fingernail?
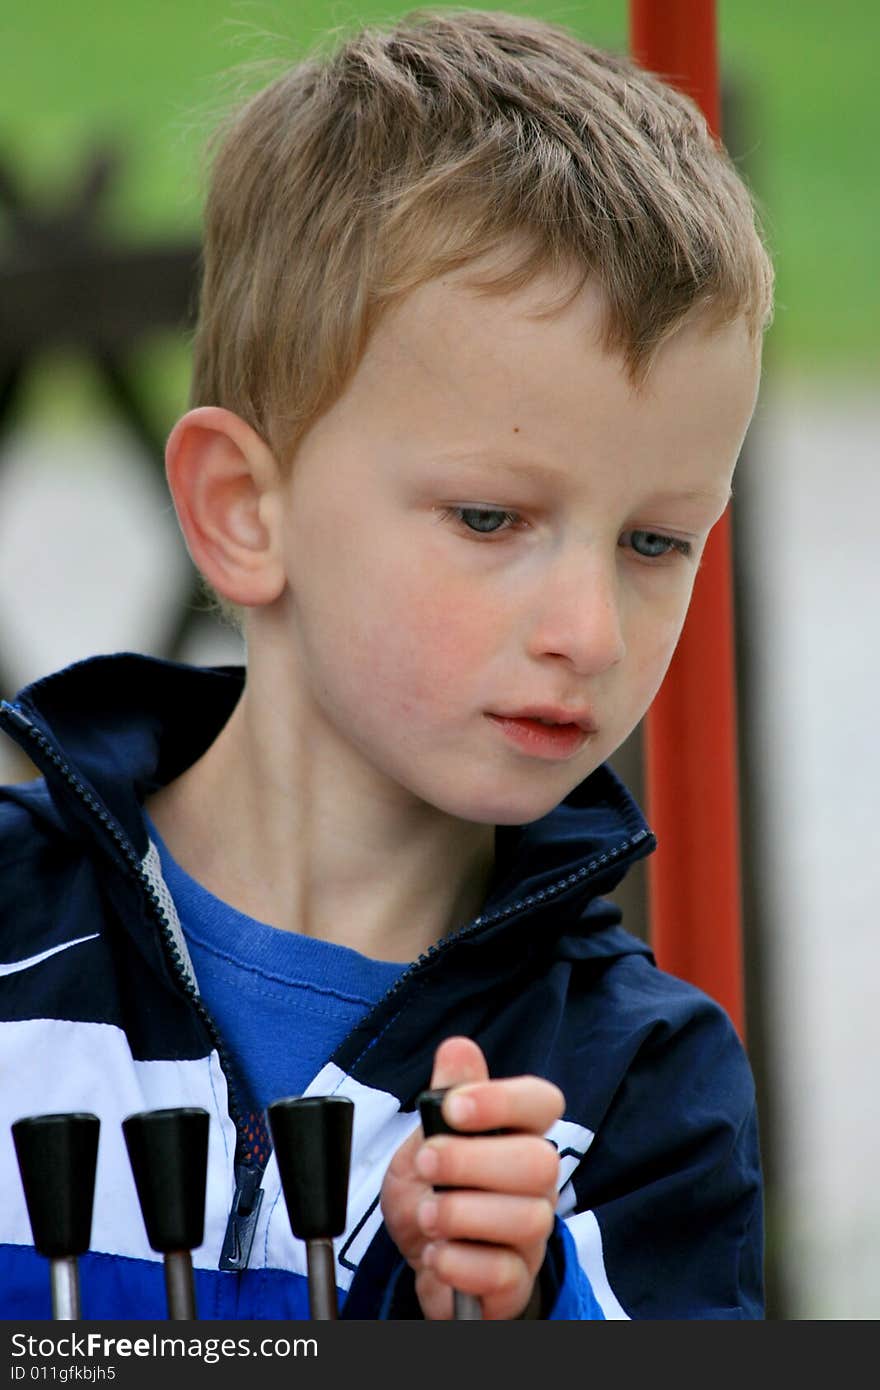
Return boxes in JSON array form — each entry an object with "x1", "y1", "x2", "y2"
[
  {"x1": 421, "y1": 1242, "x2": 437, "y2": 1268},
  {"x1": 447, "y1": 1093, "x2": 476, "y2": 1125},
  {"x1": 416, "y1": 1145, "x2": 439, "y2": 1179}
]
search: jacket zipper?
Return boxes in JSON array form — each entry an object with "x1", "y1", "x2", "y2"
[
  {"x1": 1, "y1": 701, "x2": 265, "y2": 1270},
  {"x1": 371, "y1": 826, "x2": 650, "y2": 1017}
]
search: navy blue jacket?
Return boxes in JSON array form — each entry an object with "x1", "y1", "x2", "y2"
[{"x1": 0, "y1": 654, "x2": 763, "y2": 1319}]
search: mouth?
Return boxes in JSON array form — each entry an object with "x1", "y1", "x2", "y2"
[
  {"x1": 485, "y1": 709, "x2": 598, "y2": 760},
  {"x1": 490, "y1": 705, "x2": 599, "y2": 733}
]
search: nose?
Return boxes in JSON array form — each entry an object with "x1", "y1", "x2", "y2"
[{"x1": 526, "y1": 547, "x2": 626, "y2": 676}]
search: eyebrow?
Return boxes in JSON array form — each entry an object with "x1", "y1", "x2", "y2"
[{"x1": 429, "y1": 451, "x2": 733, "y2": 506}]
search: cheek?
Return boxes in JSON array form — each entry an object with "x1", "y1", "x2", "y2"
[
  {"x1": 627, "y1": 603, "x2": 690, "y2": 704},
  {"x1": 306, "y1": 542, "x2": 495, "y2": 715},
  {"x1": 373, "y1": 578, "x2": 498, "y2": 710}
]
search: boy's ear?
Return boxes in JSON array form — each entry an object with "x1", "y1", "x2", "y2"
[{"x1": 165, "y1": 406, "x2": 286, "y2": 607}]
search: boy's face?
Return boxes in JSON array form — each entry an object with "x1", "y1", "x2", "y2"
[{"x1": 269, "y1": 263, "x2": 761, "y2": 826}]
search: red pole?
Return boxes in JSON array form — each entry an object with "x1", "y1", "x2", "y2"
[
  {"x1": 630, "y1": 1, "x2": 721, "y2": 133},
  {"x1": 628, "y1": 0, "x2": 746, "y2": 1038}
]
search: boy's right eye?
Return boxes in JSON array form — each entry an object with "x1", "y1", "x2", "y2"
[{"x1": 442, "y1": 506, "x2": 521, "y2": 534}]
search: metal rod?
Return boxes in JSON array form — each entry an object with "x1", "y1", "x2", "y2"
[
  {"x1": 453, "y1": 1290, "x2": 483, "y2": 1320},
  {"x1": 305, "y1": 1238, "x2": 338, "y2": 1320},
  {"x1": 164, "y1": 1250, "x2": 197, "y2": 1320},
  {"x1": 49, "y1": 1257, "x2": 80, "y2": 1320}
]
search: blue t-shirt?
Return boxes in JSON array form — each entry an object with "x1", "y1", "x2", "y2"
[{"x1": 145, "y1": 815, "x2": 408, "y2": 1116}]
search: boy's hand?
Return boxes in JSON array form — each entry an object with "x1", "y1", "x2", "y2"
[{"x1": 380, "y1": 1036, "x2": 564, "y2": 1320}]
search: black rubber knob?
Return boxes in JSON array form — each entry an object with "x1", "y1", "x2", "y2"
[
  {"x1": 12, "y1": 1113, "x2": 100, "y2": 1258},
  {"x1": 267, "y1": 1096, "x2": 354, "y2": 1241},
  {"x1": 418, "y1": 1089, "x2": 463, "y2": 1195},
  {"x1": 418, "y1": 1087, "x2": 507, "y2": 1194},
  {"x1": 122, "y1": 1108, "x2": 210, "y2": 1253},
  {"x1": 418, "y1": 1089, "x2": 458, "y2": 1140},
  {"x1": 419, "y1": 1087, "x2": 506, "y2": 1140}
]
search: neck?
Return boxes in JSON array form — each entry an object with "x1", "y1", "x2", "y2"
[{"x1": 145, "y1": 642, "x2": 495, "y2": 962}]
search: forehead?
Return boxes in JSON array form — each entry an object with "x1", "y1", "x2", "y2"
[{"x1": 320, "y1": 262, "x2": 761, "y2": 497}]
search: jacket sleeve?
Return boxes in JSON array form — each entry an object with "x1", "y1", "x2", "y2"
[
  {"x1": 555, "y1": 995, "x2": 764, "y2": 1319},
  {"x1": 340, "y1": 1218, "x2": 607, "y2": 1320}
]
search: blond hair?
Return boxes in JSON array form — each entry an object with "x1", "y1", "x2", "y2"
[{"x1": 191, "y1": 6, "x2": 773, "y2": 468}]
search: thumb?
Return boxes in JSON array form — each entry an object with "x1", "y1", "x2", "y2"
[
  {"x1": 429, "y1": 1035, "x2": 490, "y2": 1091},
  {"x1": 384, "y1": 1038, "x2": 487, "y2": 1189}
]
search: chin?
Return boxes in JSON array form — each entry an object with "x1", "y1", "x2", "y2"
[{"x1": 432, "y1": 783, "x2": 574, "y2": 828}]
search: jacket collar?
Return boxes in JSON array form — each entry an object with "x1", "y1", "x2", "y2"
[{"x1": 4, "y1": 653, "x2": 244, "y2": 851}]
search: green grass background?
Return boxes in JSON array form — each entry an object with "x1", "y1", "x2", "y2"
[{"x1": 2, "y1": 0, "x2": 877, "y2": 427}]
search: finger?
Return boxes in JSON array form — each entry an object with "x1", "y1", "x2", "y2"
[
  {"x1": 416, "y1": 1133, "x2": 560, "y2": 1196},
  {"x1": 414, "y1": 1265, "x2": 455, "y2": 1322},
  {"x1": 421, "y1": 1238, "x2": 532, "y2": 1315},
  {"x1": 429, "y1": 1036, "x2": 490, "y2": 1091},
  {"x1": 442, "y1": 1075, "x2": 565, "y2": 1135},
  {"x1": 418, "y1": 1189, "x2": 555, "y2": 1253}
]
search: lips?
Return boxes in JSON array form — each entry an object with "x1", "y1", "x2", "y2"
[
  {"x1": 485, "y1": 709, "x2": 597, "y2": 760},
  {"x1": 491, "y1": 706, "x2": 599, "y2": 734}
]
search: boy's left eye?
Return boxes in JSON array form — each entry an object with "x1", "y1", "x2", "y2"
[{"x1": 621, "y1": 530, "x2": 693, "y2": 561}]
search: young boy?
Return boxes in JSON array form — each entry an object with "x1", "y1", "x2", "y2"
[{"x1": 0, "y1": 9, "x2": 773, "y2": 1319}]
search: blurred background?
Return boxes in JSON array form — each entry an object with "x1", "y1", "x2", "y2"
[{"x1": 1, "y1": 1, "x2": 877, "y2": 1318}]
